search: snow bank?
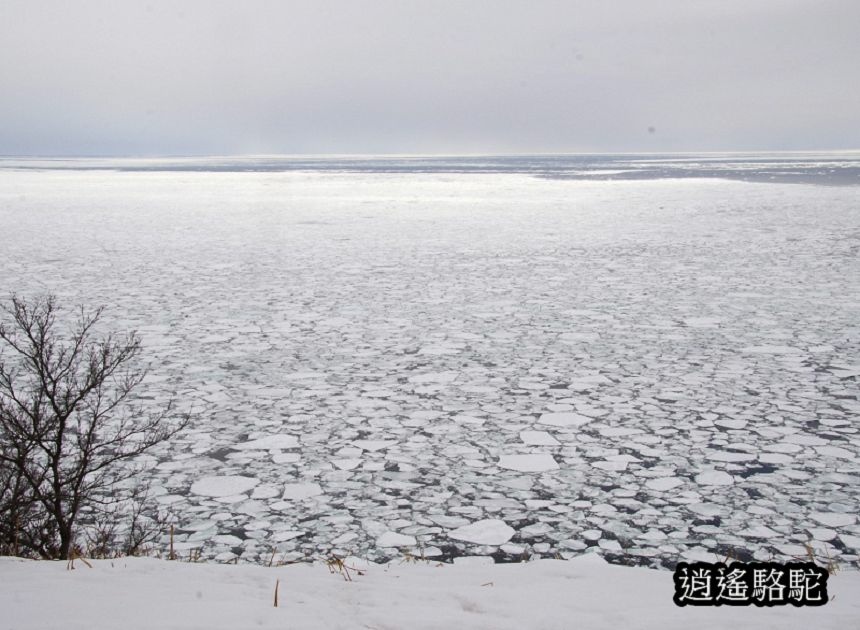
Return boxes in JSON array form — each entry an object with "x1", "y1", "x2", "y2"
[{"x1": 2, "y1": 555, "x2": 858, "y2": 630}]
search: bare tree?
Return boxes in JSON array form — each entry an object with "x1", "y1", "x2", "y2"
[{"x1": 0, "y1": 294, "x2": 188, "y2": 559}]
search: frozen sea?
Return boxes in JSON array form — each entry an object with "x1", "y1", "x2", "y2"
[{"x1": 1, "y1": 153, "x2": 858, "y2": 567}]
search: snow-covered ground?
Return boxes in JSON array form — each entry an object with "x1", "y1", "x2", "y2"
[
  {"x1": 0, "y1": 163, "x2": 858, "y2": 570},
  {"x1": 3, "y1": 554, "x2": 859, "y2": 630}
]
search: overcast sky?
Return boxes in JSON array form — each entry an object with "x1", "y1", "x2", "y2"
[{"x1": 1, "y1": 0, "x2": 858, "y2": 156}]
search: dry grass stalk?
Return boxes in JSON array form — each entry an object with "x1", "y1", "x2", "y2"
[
  {"x1": 800, "y1": 542, "x2": 840, "y2": 576},
  {"x1": 65, "y1": 547, "x2": 93, "y2": 570},
  {"x1": 168, "y1": 525, "x2": 176, "y2": 561},
  {"x1": 325, "y1": 555, "x2": 365, "y2": 581}
]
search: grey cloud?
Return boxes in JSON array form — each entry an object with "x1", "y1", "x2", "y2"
[{"x1": 1, "y1": 0, "x2": 858, "y2": 155}]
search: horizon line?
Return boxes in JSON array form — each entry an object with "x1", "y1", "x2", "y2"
[{"x1": 3, "y1": 149, "x2": 860, "y2": 160}]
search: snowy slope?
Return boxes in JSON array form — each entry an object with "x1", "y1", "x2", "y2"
[{"x1": 2, "y1": 555, "x2": 859, "y2": 630}]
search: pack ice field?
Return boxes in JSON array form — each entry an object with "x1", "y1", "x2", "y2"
[{"x1": 1, "y1": 157, "x2": 858, "y2": 568}]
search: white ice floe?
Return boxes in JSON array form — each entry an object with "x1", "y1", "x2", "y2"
[
  {"x1": 638, "y1": 529, "x2": 667, "y2": 541},
  {"x1": 741, "y1": 345, "x2": 802, "y2": 354},
  {"x1": 281, "y1": 482, "x2": 323, "y2": 501},
  {"x1": 592, "y1": 460, "x2": 628, "y2": 472},
  {"x1": 448, "y1": 519, "x2": 515, "y2": 545},
  {"x1": 321, "y1": 316, "x2": 354, "y2": 327},
  {"x1": 332, "y1": 458, "x2": 364, "y2": 470},
  {"x1": 645, "y1": 477, "x2": 684, "y2": 491},
  {"x1": 598, "y1": 539, "x2": 622, "y2": 552},
  {"x1": 376, "y1": 531, "x2": 417, "y2": 547},
  {"x1": 598, "y1": 427, "x2": 643, "y2": 437},
  {"x1": 739, "y1": 525, "x2": 779, "y2": 538},
  {"x1": 407, "y1": 371, "x2": 460, "y2": 384},
  {"x1": 418, "y1": 345, "x2": 462, "y2": 356},
  {"x1": 573, "y1": 404, "x2": 609, "y2": 418},
  {"x1": 537, "y1": 412, "x2": 594, "y2": 428},
  {"x1": 840, "y1": 534, "x2": 860, "y2": 550},
  {"x1": 284, "y1": 371, "x2": 327, "y2": 380},
  {"x1": 807, "y1": 528, "x2": 836, "y2": 541},
  {"x1": 558, "y1": 332, "x2": 600, "y2": 343},
  {"x1": 519, "y1": 430, "x2": 560, "y2": 445},
  {"x1": 568, "y1": 375, "x2": 613, "y2": 390},
  {"x1": 683, "y1": 317, "x2": 721, "y2": 328},
  {"x1": 251, "y1": 484, "x2": 281, "y2": 500},
  {"x1": 705, "y1": 451, "x2": 756, "y2": 462},
  {"x1": 272, "y1": 530, "x2": 304, "y2": 542},
  {"x1": 810, "y1": 512, "x2": 856, "y2": 527},
  {"x1": 782, "y1": 433, "x2": 828, "y2": 446},
  {"x1": 331, "y1": 532, "x2": 358, "y2": 545},
  {"x1": 759, "y1": 453, "x2": 793, "y2": 464},
  {"x1": 497, "y1": 453, "x2": 559, "y2": 472},
  {"x1": 815, "y1": 445, "x2": 854, "y2": 459},
  {"x1": 190, "y1": 476, "x2": 259, "y2": 498},
  {"x1": 694, "y1": 471, "x2": 734, "y2": 486},
  {"x1": 233, "y1": 434, "x2": 299, "y2": 450},
  {"x1": 353, "y1": 440, "x2": 396, "y2": 452},
  {"x1": 713, "y1": 418, "x2": 747, "y2": 430},
  {"x1": 272, "y1": 452, "x2": 301, "y2": 464},
  {"x1": 428, "y1": 515, "x2": 471, "y2": 528}
]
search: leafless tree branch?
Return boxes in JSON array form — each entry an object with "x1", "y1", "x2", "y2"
[{"x1": 0, "y1": 294, "x2": 189, "y2": 559}]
